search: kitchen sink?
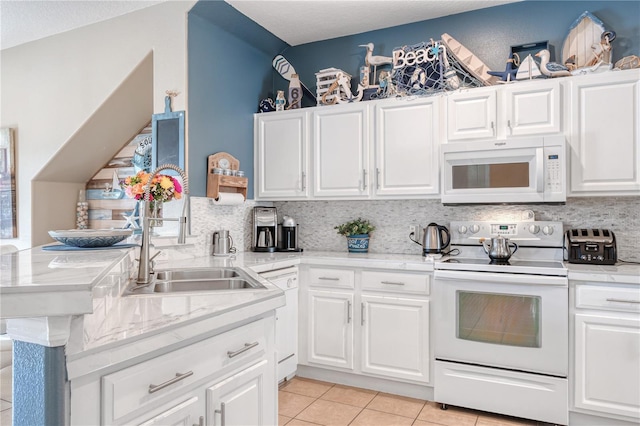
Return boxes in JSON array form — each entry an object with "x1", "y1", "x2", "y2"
[
  {"x1": 125, "y1": 267, "x2": 266, "y2": 295},
  {"x1": 155, "y1": 268, "x2": 239, "y2": 281},
  {"x1": 153, "y1": 278, "x2": 260, "y2": 293}
]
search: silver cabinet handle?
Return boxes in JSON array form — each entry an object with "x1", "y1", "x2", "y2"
[
  {"x1": 381, "y1": 281, "x2": 405, "y2": 286},
  {"x1": 361, "y1": 302, "x2": 365, "y2": 326},
  {"x1": 148, "y1": 371, "x2": 193, "y2": 393},
  {"x1": 507, "y1": 119, "x2": 512, "y2": 135},
  {"x1": 215, "y1": 402, "x2": 226, "y2": 426},
  {"x1": 301, "y1": 171, "x2": 306, "y2": 191},
  {"x1": 347, "y1": 301, "x2": 352, "y2": 324},
  {"x1": 606, "y1": 298, "x2": 640, "y2": 304},
  {"x1": 491, "y1": 121, "x2": 495, "y2": 136},
  {"x1": 193, "y1": 415, "x2": 204, "y2": 426},
  {"x1": 318, "y1": 276, "x2": 339, "y2": 281},
  {"x1": 362, "y1": 169, "x2": 367, "y2": 191},
  {"x1": 376, "y1": 168, "x2": 381, "y2": 189},
  {"x1": 227, "y1": 342, "x2": 259, "y2": 358}
]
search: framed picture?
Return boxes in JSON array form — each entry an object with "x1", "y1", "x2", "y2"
[{"x1": 0, "y1": 127, "x2": 17, "y2": 239}]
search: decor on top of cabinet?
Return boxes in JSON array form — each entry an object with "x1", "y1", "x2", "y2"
[
  {"x1": 335, "y1": 217, "x2": 375, "y2": 253},
  {"x1": 206, "y1": 152, "x2": 247, "y2": 204},
  {"x1": 258, "y1": 97, "x2": 276, "y2": 113},
  {"x1": 562, "y1": 11, "x2": 616, "y2": 75},
  {"x1": 515, "y1": 54, "x2": 542, "y2": 80},
  {"x1": 272, "y1": 54, "x2": 317, "y2": 104},
  {"x1": 390, "y1": 37, "x2": 482, "y2": 97},
  {"x1": 316, "y1": 68, "x2": 364, "y2": 105},
  {"x1": 288, "y1": 74, "x2": 302, "y2": 109},
  {"x1": 359, "y1": 42, "x2": 393, "y2": 88},
  {"x1": 440, "y1": 33, "x2": 499, "y2": 86},
  {"x1": 487, "y1": 53, "x2": 519, "y2": 83},
  {"x1": 615, "y1": 55, "x2": 640, "y2": 70},
  {"x1": 536, "y1": 49, "x2": 572, "y2": 78}
]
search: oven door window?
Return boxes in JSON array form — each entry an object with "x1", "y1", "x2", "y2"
[{"x1": 457, "y1": 291, "x2": 541, "y2": 348}]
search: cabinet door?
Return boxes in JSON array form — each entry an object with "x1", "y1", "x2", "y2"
[
  {"x1": 313, "y1": 104, "x2": 370, "y2": 197},
  {"x1": 503, "y1": 79, "x2": 561, "y2": 137},
  {"x1": 134, "y1": 396, "x2": 202, "y2": 426},
  {"x1": 446, "y1": 88, "x2": 497, "y2": 141},
  {"x1": 206, "y1": 359, "x2": 275, "y2": 426},
  {"x1": 360, "y1": 295, "x2": 430, "y2": 383},
  {"x1": 569, "y1": 70, "x2": 640, "y2": 194},
  {"x1": 275, "y1": 287, "x2": 298, "y2": 381},
  {"x1": 307, "y1": 289, "x2": 354, "y2": 370},
  {"x1": 375, "y1": 98, "x2": 439, "y2": 196},
  {"x1": 574, "y1": 313, "x2": 640, "y2": 420},
  {"x1": 255, "y1": 112, "x2": 309, "y2": 199}
]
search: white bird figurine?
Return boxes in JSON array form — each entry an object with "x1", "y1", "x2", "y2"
[
  {"x1": 536, "y1": 49, "x2": 571, "y2": 77},
  {"x1": 359, "y1": 43, "x2": 393, "y2": 84}
]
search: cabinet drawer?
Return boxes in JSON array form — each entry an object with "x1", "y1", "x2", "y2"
[
  {"x1": 576, "y1": 284, "x2": 640, "y2": 313},
  {"x1": 309, "y1": 267, "x2": 354, "y2": 288},
  {"x1": 102, "y1": 319, "x2": 267, "y2": 424},
  {"x1": 362, "y1": 270, "x2": 430, "y2": 295}
]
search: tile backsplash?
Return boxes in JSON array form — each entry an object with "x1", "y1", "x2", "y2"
[{"x1": 190, "y1": 197, "x2": 639, "y2": 262}]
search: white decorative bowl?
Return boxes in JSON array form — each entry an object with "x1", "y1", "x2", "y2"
[{"x1": 48, "y1": 229, "x2": 133, "y2": 248}]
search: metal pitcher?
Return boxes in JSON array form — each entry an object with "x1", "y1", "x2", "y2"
[
  {"x1": 212, "y1": 230, "x2": 234, "y2": 256},
  {"x1": 482, "y1": 235, "x2": 518, "y2": 262}
]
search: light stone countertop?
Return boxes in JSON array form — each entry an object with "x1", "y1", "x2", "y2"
[{"x1": 566, "y1": 262, "x2": 640, "y2": 285}]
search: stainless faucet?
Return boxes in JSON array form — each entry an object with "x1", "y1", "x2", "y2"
[{"x1": 136, "y1": 164, "x2": 190, "y2": 285}]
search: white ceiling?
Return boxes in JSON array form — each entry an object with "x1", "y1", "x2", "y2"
[
  {"x1": 226, "y1": 0, "x2": 520, "y2": 46},
  {"x1": 1, "y1": 0, "x2": 520, "y2": 50}
]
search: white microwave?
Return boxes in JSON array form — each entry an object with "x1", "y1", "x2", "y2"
[{"x1": 441, "y1": 135, "x2": 566, "y2": 204}]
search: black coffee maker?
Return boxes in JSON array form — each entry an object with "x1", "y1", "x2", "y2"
[{"x1": 277, "y1": 215, "x2": 302, "y2": 252}]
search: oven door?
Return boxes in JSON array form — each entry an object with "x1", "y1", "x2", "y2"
[{"x1": 434, "y1": 269, "x2": 568, "y2": 376}]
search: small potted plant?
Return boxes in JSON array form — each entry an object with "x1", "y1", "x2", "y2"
[{"x1": 335, "y1": 217, "x2": 376, "y2": 253}]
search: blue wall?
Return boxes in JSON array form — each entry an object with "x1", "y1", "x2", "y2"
[
  {"x1": 188, "y1": 0, "x2": 639, "y2": 198},
  {"x1": 188, "y1": 1, "x2": 287, "y2": 197}
]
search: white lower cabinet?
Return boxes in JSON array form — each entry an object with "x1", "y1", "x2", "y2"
[
  {"x1": 90, "y1": 317, "x2": 276, "y2": 426},
  {"x1": 206, "y1": 359, "x2": 273, "y2": 426},
  {"x1": 301, "y1": 265, "x2": 431, "y2": 386},
  {"x1": 307, "y1": 289, "x2": 354, "y2": 370},
  {"x1": 361, "y1": 294, "x2": 429, "y2": 383},
  {"x1": 572, "y1": 282, "x2": 640, "y2": 422}
]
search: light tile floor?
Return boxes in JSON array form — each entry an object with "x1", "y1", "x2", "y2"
[{"x1": 279, "y1": 377, "x2": 552, "y2": 426}]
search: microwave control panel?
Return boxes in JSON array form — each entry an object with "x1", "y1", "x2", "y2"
[{"x1": 544, "y1": 143, "x2": 565, "y2": 195}]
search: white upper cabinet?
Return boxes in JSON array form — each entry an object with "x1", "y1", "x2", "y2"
[
  {"x1": 312, "y1": 104, "x2": 370, "y2": 197},
  {"x1": 255, "y1": 111, "x2": 309, "y2": 199},
  {"x1": 567, "y1": 69, "x2": 640, "y2": 195},
  {"x1": 374, "y1": 98, "x2": 440, "y2": 196},
  {"x1": 446, "y1": 80, "x2": 561, "y2": 141}
]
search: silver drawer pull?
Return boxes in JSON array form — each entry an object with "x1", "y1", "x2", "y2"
[
  {"x1": 318, "y1": 277, "x2": 340, "y2": 281},
  {"x1": 148, "y1": 371, "x2": 193, "y2": 393},
  {"x1": 215, "y1": 402, "x2": 226, "y2": 426},
  {"x1": 606, "y1": 298, "x2": 640, "y2": 304},
  {"x1": 381, "y1": 281, "x2": 405, "y2": 286},
  {"x1": 227, "y1": 342, "x2": 259, "y2": 358},
  {"x1": 193, "y1": 415, "x2": 204, "y2": 426}
]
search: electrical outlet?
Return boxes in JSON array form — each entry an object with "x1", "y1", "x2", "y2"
[{"x1": 409, "y1": 225, "x2": 417, "y2": 235}]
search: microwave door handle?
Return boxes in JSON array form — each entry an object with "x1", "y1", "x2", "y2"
[{"x1": 536, "y1": 148, "x2": 544, "y2": 193}]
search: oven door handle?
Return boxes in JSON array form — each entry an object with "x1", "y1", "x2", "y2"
[{"x1": 434, "y1": 270, "x2": 567, "y2": 286}]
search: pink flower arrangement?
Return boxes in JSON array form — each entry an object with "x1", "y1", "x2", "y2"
[{"x1": 121, "y1": 171, "x2": 182, "y2": 203}]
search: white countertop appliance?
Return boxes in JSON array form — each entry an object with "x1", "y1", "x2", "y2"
[
  {"x1": 434, "y1": 220, "x2": 568, "y2": 425},
  {"x1": 441, "y1": 135, "x2": 566, "y2": 204}
]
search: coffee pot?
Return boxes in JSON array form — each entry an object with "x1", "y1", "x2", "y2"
[
  {"x1": 212, "y1": 230, "x2": 234, "y2": 256},
  {"x1": 482, "y1": 235, "x2": 518, "y2": 262},
  {"x1": 410, "y1": 223, "x2": 451, "y2": 256}
]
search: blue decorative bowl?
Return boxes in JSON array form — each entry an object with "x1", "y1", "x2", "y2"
[{"x1": 48, "y1": 229, "x2": 133, "y2": 248}]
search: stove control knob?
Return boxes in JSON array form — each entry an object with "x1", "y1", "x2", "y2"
[
  {"x1": 469, "y1": 224, "x2": 480, "y2": 234},
  {"x1": 528, "y1": 225, "x2": 540, "y2": 234},
  {"x1": 457, "y1": 225, "x2": 468, "y2": 234},
  {"x1": 542, "y1": 225, "x2": 554, "y2": 235}
]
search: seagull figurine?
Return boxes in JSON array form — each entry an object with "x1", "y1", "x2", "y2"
[
  {"x1": 536, "y1": 49, "x2": 571, "y2": 77},
  {"x1": 359, "y1": 43, "x2": 393, "y2": 84}
]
